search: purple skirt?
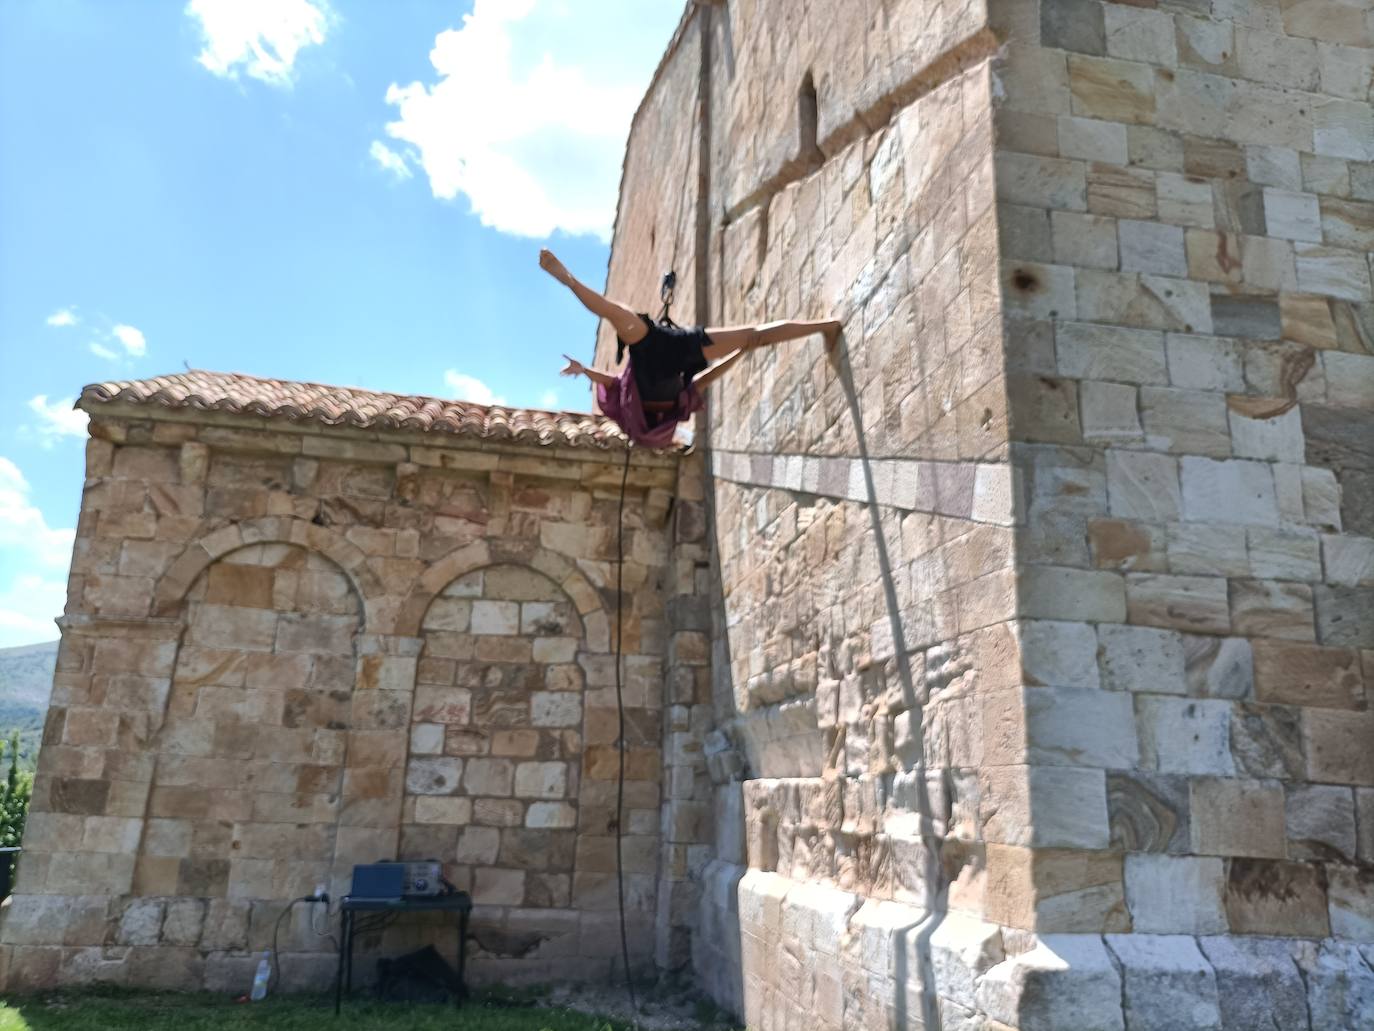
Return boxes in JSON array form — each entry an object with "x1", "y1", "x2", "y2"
[{"x1": 597, "y1": 362, "x2": 703, "y2": 449}]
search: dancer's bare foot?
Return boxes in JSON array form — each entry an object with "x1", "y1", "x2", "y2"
[
  {"x1": 538, "y1": 248, "x2": 571, "y2": 285},
  {"x1": 823, "y1": 319, "x2": 843, "y2": 352}
]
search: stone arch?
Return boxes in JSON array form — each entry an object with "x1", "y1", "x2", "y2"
[
  {"x1": 142, "y1": 540, "x2": 364, "y2": 903},
  {"x1": 153, "y1": 516, "x2": 388, "y2": 631},
  {"x1": 396, "y1": 540, "x2": 610, "y2": 651},
  {"x1": 402, "y1": 558, "x2": 603, "y2": 926}
]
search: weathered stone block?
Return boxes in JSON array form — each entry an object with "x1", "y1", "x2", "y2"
[
  {"x1": 1138, "y1": 697, "x2": 1234, "y2": 776},
  {"x1": 977, "y1": 934, "x2": 1125, "y2": 1031},
  {"x1": 1020, "y1": 566, "x2": 1126, "y2": 623},
  {"x1": 1230, "y1": 701, "x2": 1305, "y2": 781},
  {"x1": 1127, "y1": 573, "x2": 1231, "y2": 634},
  {"x1": 1051, "y1": 211, "x2": 1120, "y2": 269},
  {"x1": 1098, "y1": 624, "x2": 1185, "y2": 693},
  {"x1": 1198, "y1": 936, "x2": 1310, "y2": 1031},
  {"x1": 1126, "y1": 854, "x2": 1227, "y2": 935},
  {"x1": 1180, "y1": 457, "x2": 1279, "y2": 528},
  {"x1": 1253, "y1": 640, "x2": 1364, "y2": 709},
  {"x1": 1306, "y1": 709, "x2": 1374, "y2": 786},
  {"x1": 1248, "y1": 528, "x2": 1321, "y2": 581},
  {"x1": 1229, "y1": 579, "x2": 1316, "y2": 641},
  {"x1": 1315, "y1": 585, "x2": 1374, "y2": 648},
  {"x1": 1225, "y1": 858, "x2": 1330, "y2": 937},
  {"x1": 1142, "y1": 388, "x2": 1231, "y2": 457},
  {"x1": 1329, "y1": 865, "x2": 1374, "y2": 940},
  {"x1": 1081, "y1": 381, "x2": 1144, "y2": 445},
  {"x1": 982, "y1": 765, "x2": 1109, "y2": 849},
  {"x1": 1183, "y1": 636, "x2": 1253, "y2": 699},
  {"x1": 1120, "y1": 220, "x2": 1187, "y2": 277},
  {"x1": 1228, "y1": 403, "x2": 1305, "y2": 463},
  {"x1": 1024, "y1": 687, "x2": 1138, "y2": 769},
  {"x1": 1104, "y1": 934, "x2": 1222, "y2": 1031},
  {"x1": 1286, "y1": 783, "x2": 1356, "y2": 863},
  {"x1": 1168, "y1": 524, "x2": 1249, "y2": 577},
  {"x1": 1166, "y1": 334, "x2": 1246, "y2": 394},
  {"x1": 1191, "y1": 777, "x2": 1286, "y2": 858},
  {"x1": 1106, "y1": 450, "x2": 1181, "y2": 523},
  {"x1": 1068, "y1": 55, "x2": 1156, "y2": 125},
  {"x1": 1020, "y1": 620, "x2": 1100, "y2": 689},
  {"x1": 1295, "y1": 939, "x2": 1374, "y2": 1029},
  {"x1": 1041, "y1": 0, "x2": 1105, "y2": 56}
]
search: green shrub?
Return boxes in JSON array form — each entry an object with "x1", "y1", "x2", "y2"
[{"x1": 0, "y1": 730, "x2": 33, "y2": 849}]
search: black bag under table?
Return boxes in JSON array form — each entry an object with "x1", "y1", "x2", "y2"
[{"x1": 332, "y1": 892, "x2": 472, "y2": 1015}]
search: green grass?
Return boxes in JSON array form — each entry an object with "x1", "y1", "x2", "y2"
[{"x1": 0, "y1": 989, "x2": 636, "y2": 1031}]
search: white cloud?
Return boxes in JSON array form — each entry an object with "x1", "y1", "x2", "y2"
[
  {"x1": 0, "y1": 573, "x2": 67, "y2": 648},
  {"x1": 90, "y1": 342, "x2": 119, "y2": 361},
  {"x1": 46, "y1": 308, "x2": 78, "y2": 327},
  {"x1": 0, "y1": 458, "x2": 75, "y2": 570},
  {"x1": 538, "y1": 389, "x2": 559, "y2": 409},
  {"x1": 187, "y1": 0, "x2": 331, "y2": 88},
  {"x1": 443, "y1": 371, "x2": 506, "y2": 406},
  {"x1": 0, "y1": 456, "x2": 72, "y2": 645},
  {"x1": 381, "y1": 0, "x2": 681, "y2": 240},
  {"x1": 111, "y1": 324, "x2": 146, "y2": 356},
  {"x1": 369, "y1": 140, "x2": 413, "y2": 181},
  {"x1": 27, "y1": 396, "x2": 89, "y2": 445}
]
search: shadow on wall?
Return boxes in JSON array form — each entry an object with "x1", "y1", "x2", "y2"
[{"x1": 833, "y1": 338, "x2": 948, "y2": 1030}]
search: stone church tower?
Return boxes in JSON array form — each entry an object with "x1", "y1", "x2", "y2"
[
  {"x1": 605, "y1": 1, "x2": 1374, "y2": 1028},
  {"x1": 4, "y1": 0, "x2": 1374, "y2": 1027}
]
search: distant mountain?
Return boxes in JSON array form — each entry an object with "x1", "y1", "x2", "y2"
[{"x1": 0, "y1": 640, "x2": 57, "y2": 766}]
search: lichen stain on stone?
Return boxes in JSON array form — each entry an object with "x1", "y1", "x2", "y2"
[{"x1": 1228, "y1": 858, "x2": 1327, "y2": 904}]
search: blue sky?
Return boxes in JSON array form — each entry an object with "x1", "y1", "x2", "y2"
[{"x1": 0, "y1": 0, "x2": 685, "y2": 647}]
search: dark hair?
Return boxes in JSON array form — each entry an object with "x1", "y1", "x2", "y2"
[{"x1": 616, "y1": 339, "x2": 626, "y2": 365}]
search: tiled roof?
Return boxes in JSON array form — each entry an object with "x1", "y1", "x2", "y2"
[{"x1": 79, "y1": 370, "x2": 671, "y2": 452}]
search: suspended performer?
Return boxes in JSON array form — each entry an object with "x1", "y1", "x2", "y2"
[{"x1": 539, "y1": 249, "x2": 841, "y2": 448}]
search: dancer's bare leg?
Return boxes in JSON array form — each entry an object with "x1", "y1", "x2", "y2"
[{"x1": 702, "y1": 318, "x2": 841, "y2": 361}]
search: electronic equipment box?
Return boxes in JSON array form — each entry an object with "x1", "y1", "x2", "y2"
[{"x1": 350, "y1": 861, "x2": 445, "y2": 899}]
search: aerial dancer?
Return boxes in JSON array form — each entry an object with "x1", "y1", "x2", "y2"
[{"x1": 539, "y1": 248, "x2": 840, "y2": 448}]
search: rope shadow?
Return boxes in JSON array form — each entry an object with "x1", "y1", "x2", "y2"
[{"x1": 832, "y1": 334, "x2": 946, "y2": 1031}]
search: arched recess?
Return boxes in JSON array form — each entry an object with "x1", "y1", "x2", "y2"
[
  {"x1": 395, "y1": 540, "x2": 610, "y2": 650},
  {"x1": 138, "y1": 541, "x2": 364, "y2": 903},
  {"x1": 152, "y1": 517, "x2": 387, "y2": 632},
  {"x1": 404, "y1": 561, "x2": 590, "y2": 914}
]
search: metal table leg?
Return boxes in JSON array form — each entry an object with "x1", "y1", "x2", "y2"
[
  {"x1": 456, "y1": 908, "x2": 468, "y2": 1003},
  {"x1": 333, "y1": 910, "x2": 350, "y2": 1015},
  {"x1": 344, "y1": 910, "x2": 354, "y2": 996}
]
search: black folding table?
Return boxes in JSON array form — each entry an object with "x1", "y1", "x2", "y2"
[{"x1": 332, "y1": 892, "x2": 472, "y2": 1014}]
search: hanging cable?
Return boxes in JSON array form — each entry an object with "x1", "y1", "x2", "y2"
[{"x1": 613, "y1": 443, "x2": 639, "y2": 1019}]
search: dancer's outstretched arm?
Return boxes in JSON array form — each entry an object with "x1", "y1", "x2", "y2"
[
  {"x1": 702, "y1": 318, "x2": 841, "y2": 361},
  {"x1": 560, "y1": 354, "x2": 616, "y2": 388},
  {"x1": 540, "y1": 249, "x2": 649, "y2": 345}
]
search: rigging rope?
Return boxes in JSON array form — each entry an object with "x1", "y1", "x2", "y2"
[
  {"x1": 613, "y1": 443, "x2": 639, "y2": 1020},
  {"x1": 657, "y1": 48, "x2": 704, "y2": 329}
]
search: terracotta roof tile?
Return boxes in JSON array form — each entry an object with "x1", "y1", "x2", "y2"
[{"x1": 79, "y1": 370, "x2": 679, "y2": 453}]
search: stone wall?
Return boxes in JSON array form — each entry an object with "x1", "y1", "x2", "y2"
[
  {"x1": 996, "y1": 0, "x2": 1374, "y2": 946},
  {"x1": 602, "y1": 0, "x2": 1374, "y2": 1027},
  {"x1": 0, "y1": 405, "x2": 697, "y2": 992}
]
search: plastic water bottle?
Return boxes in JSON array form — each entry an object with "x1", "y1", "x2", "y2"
[{"x1": 250, "y1": 950, "x2": 271, "y2": 1001}]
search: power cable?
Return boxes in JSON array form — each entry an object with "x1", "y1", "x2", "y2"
[{"x1": 613, "y1": 443, "x2": 639, "y2": 1020}]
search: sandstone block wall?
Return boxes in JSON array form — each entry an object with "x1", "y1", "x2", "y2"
[
  {"x1": 602, "y1": 0, "x2": 1374, "y2": 1027},
  {"x1": 994, "y1": 0, "x2": 1374, "y2": 956},
  {"x1": 0, "y1": 406, "x2": 709, "y2": 992}
]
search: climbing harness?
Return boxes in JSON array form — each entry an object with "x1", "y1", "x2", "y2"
[
  {"x1": 658, "y1": 269, "x2": 678, "y2": 325},
  {"x1": 613, "y1": 444, "x2": 639, "y2": 1020}
]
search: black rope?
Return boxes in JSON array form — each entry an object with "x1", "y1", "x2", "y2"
[{"x1": 614, "y1": 443, "x2": 639, "y2": 1018}]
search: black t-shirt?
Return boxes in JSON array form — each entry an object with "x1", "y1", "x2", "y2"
[{"x1": 619, "y1": 315, "x2": 711, "y2": 402}]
